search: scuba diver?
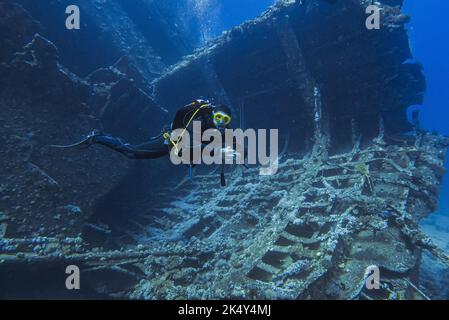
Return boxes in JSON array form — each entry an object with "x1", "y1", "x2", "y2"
[{"x1": 51, "y1": 99, "x2": 237, "y2": 186}]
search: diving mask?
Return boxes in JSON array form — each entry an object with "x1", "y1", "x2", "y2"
[{"x1": 213, "y1": 112, "x2": 231, "y2": 126}]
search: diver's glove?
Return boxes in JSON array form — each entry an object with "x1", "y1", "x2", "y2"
[
  {"x1": 221, "y1": 146, "x2": 244, "y2": 164},
  {"x1": 222, "y1": 146, "x2": 250, "y2": 169},
  {"x1": 49, "y1": 129, "x2": 104, "y2": 149}
]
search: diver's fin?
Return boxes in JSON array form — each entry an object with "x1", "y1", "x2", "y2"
[
  {"x1": 49, "y1": 138, "x2": 92, "y2": 149},
  {"x1": 49, "y1": 130, "x2": 102, "y2": 149}
]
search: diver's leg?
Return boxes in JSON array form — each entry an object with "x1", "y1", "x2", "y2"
[{"x1": 92, "y1": 135, "x2": 169, "y2": 159}]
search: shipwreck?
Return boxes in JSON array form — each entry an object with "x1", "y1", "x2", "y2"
[{"x1": 0, "y1": 0, "x2": 448, "y2": 299}]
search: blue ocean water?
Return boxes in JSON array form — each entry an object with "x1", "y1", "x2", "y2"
[
  {"x1": 212, "y1": 0, "x2": 275, "y2": 34},
  {"x1": 195, "y1": 0, "x2": 275, "y2": 40},
  {"x1": 403, "y1": 0, "x2": 449, "y2": 214}
]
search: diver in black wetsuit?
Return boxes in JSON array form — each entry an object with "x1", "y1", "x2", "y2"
[
  {"x1": 52, "y1": 99, "x2": 240, "y2": 186},
  {"x1": 52, "y1": 99, "x2": 232, "y2": 161}
]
